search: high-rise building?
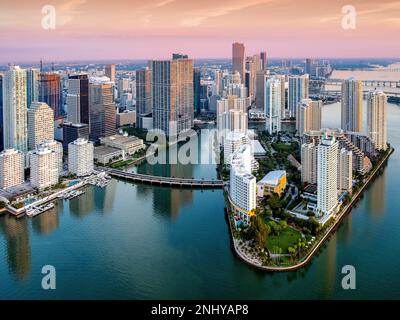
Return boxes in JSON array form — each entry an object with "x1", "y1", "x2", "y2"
[
  {"x1": 217, "y1": 96, "x2": 248, "y2": 139},
  {"x1": 0, "y1": 74, "x2": 3, "y2": 151},
  {"x1": 232, "y1": 42, "x2": 245, "y2": 84},
  {"x1": 193, "y1": 68, "x2": 201, "y2": 114},
  {"x1": 367, "y1": 91, "x2": 387, "y2": 151},
  {"x1": 317, "y1": 136, "x2": 338, "y2": 216},
  {"x1": 0, "y1": 148, "x2": 24, "y2": 189},
  {"x1": 245, "y1": 57, "x2": 256, "y2": 100},
  {"x1": 151, "y1": 57, "x2": 194, "y2": 136},
  {"x1": 223, "y1": 131, "x2": 250, "y2": 164},
  {"x1": 264, "y1": 77, "x2": 282, "y2": 134},
  {"x1": 66, "y1": 74, "x2": 89, "y2": 124},
  {"x1": 27, "y1": 102, "x2": 54, "y2": 150},
  {"x1": 338, "y1": 148, "x2": 353, "y2": 192},
  {"x1": 305, "y1": 58, "x2": 316, "y2": 77},
  {"x1": 260, "y1": 51, "x2": 267, "y2": 70},
  {"x1": 229, "y1": 144, "x2": 257, "y2": 224},
  {"x1": 68, "y1": 138, "x2": 94, "y2": 177},
  {"x1": 301, "y1": 143, "x2": 318, "y2": 185},
  {"x1": 172, "y1": 53, "x2": 188, "y2": 60},
  {"x1": 117, "y1": 78, "x2": 130, "y2": 99},
  {"x1": 39, "y1": 139, "x2": 63, "y2": 175},
  {"x1": 62, "y1": 122, "x2": 89, "y2": 152},
  {"x1": 136, "y1": 68, "x2": 152, "y2": 129},
  {"x1": 105, "y1": 64, "x2": 116, "y2": 82},
  {"x1": 288, "y1": 74, "x2": 309, "y2": 118},
  {"x1": 30, "y1": 147, "x2": 59, "y2": 190},
  {"x1": 26, "y1": 68, "x2": 40, "y2": 107},
  {"x1": 89, "y1": 77, "x2": 116, "y2": 140},
  {"x1": 296, "y1": 99, "x2": 321, "y2": 136},
  {"x1": 255, "y1": 70, "x2": 269, "y2": 110},
  {"x1": 38, "y1": 72, "x2": 62, "y2": 119},
  {"x1": 341, "y1": 78, "x2": 362, "y2": 132},
  {"x1": 3, "y1": 66, "x2": 28, "y2": 152}
]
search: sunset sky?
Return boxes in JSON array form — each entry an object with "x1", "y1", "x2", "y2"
[{"x1": 0, "y1": 0, "x2": 399, "y2": 62}]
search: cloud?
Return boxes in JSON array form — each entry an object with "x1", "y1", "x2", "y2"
[
  {"x1": 57, "y1": 0, "x2": 87, "y2": 26},
  {"x1": 154, "y1": 0, "x2": 176, "y2": 8},
  {"x1": 179, "y1": 0, "x2": 272, "y2": 27}
]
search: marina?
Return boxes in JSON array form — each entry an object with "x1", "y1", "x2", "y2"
[{"x1": 25, "y1": 202, "x2": 55, "y2": 218}]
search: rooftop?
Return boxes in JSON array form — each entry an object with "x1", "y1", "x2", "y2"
[
  {"x1": 258, "y1": 170, "x2": 286, "y2": 186},
  {"x1": 94, "y1": 145, "x2": 122, "y2": 157}
]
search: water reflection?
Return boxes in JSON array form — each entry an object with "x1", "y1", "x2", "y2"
[
  {"x1": 367, "y1": 170, "x2": 386, "y2": 216},
  {"x1": 0, "y1": 216, "x2": 30, "y2": 280},
  {"x1": 32, "y1": 205, "x2": 60, "y2": 235},
  {"x1": 69, "y1": 186, "x2": 94, "y2": 218}
]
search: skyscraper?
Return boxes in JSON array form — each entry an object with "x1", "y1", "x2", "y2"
[
  {"x1": 301, "y1": 142, "x2": 318, "y2": 185},
  {"x1": 296, "y1": 99, "x2": 321, "y2": 136},
  {"x1": 338, "y1": 148, "x2": 353, "y2": 192},
  {"x1": 38, "y1": 72, "x2": 62, "y2": 119},
  {"x1": 3, "y1": 66, "x2": 28, "y2": 152},
  {"x1": 62, "y1": 122, "x2": 89, "y2": 152},
  {"x1": 288, "y1": 74, "x2": 309, "y2": 118},
  {"x1": 0, "y1": 74, "x2": 3, "y2": 151},
  {"x1": 317, "y1": 135, "x2": 338, "y2": 216},
  {"x1": 232, "y1": 42, "x2": 245, "y2": 84},
  {"x1": 264, "y1": 77, "x2": 282, "y2": 134},
  {"x1": 260, "y1": 51, "x2": 267, "y2": 70},
  {"x1": 66, "y1": 74, "x2": 89, "y2": 124},
  {"x1": 367, "y1": 91, "x2": 387, "y2": 151},
  {"x1": 105, "y1": 64, "x2": 116, "y2": 82},
  {"x1": 341, "y1": 78, "x2": 362, "y2": 132},
  {"x1": 305, "y1": 58, "x2": 316, "y2": 78},
  {"x1": 27, "y1": 102, "x2": 54, "y2": 150},
  {"x1": 193, "y1": 68, "x2": 201, "y2": 114},
  {"x1": 151, "y1": 57, "x2": 194, "y2": 137},
  {"x1": 255, "y1": 70, "x2": 268, "y2": 110},
  {"x1": 26, "y1": 68, "x2": 39, "y2": 107},
  {"x1": 136, "y1": 68, "x2": 152, "y2": 128},
  {"x1": 89, "y1": 77, "x2": 116, "y2": 140}
]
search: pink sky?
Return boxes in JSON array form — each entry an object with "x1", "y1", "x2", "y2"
[{"x1": 0, "y1": 0, "x2": 399, "y2": 62}]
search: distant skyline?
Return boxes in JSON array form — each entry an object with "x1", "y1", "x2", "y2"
[{"x1": 1, "y1": 0, "x2": 400, "y2": 63}]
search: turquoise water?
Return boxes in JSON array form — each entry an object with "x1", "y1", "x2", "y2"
[{"x1": 0, "y1": 102, "x2": 399, "y2": 299}]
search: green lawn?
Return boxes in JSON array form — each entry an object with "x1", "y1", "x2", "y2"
[{"x1": 266, "y1": 227, "x2": 302, "y2": 253}]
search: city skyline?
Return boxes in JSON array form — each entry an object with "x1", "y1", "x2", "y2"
[{"x1": 1, "y1": 0, "x2": 400, "y2": 63}]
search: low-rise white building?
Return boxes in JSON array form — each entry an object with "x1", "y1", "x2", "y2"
[
  {"x1": 68, "y1": 138, "x2": 94, "y2": 177},
  {"x1": 94, "y1": 146, "x2": 123, "y2": 165},
  {"x1": 100, "y1": 134, "x2": 145, "y2": 156}
]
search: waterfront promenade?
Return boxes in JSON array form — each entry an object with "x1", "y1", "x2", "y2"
[{"x1": 227, "y1": 147, "x2": 394, "y2": 272}]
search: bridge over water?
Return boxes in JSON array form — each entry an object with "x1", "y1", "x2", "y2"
[
  {"x1": 311, "y1": 79, "x2": 400, "y2": 97},
  {"x1": 108, "y1": 169, "x2": 224, "y2": 189}
]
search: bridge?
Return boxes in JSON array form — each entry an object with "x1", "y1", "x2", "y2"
[
  {"x1": 322, "y1": 78, "x2": 400, "y2": 88},
  {"x1": 108, "y1": 169, "x2": 224, "y2": 189},
  {"x1": 310, "y1": 78, "x2": 400, "y2": 98}
]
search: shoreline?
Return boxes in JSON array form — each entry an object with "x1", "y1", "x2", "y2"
[{"x1": 226, "y1": 147, "x2": 394, "y2": 272}]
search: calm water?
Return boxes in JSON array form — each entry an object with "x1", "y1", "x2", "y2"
[{"x1": 1, "y1": 103, "x2": 400, "y2": 299}]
